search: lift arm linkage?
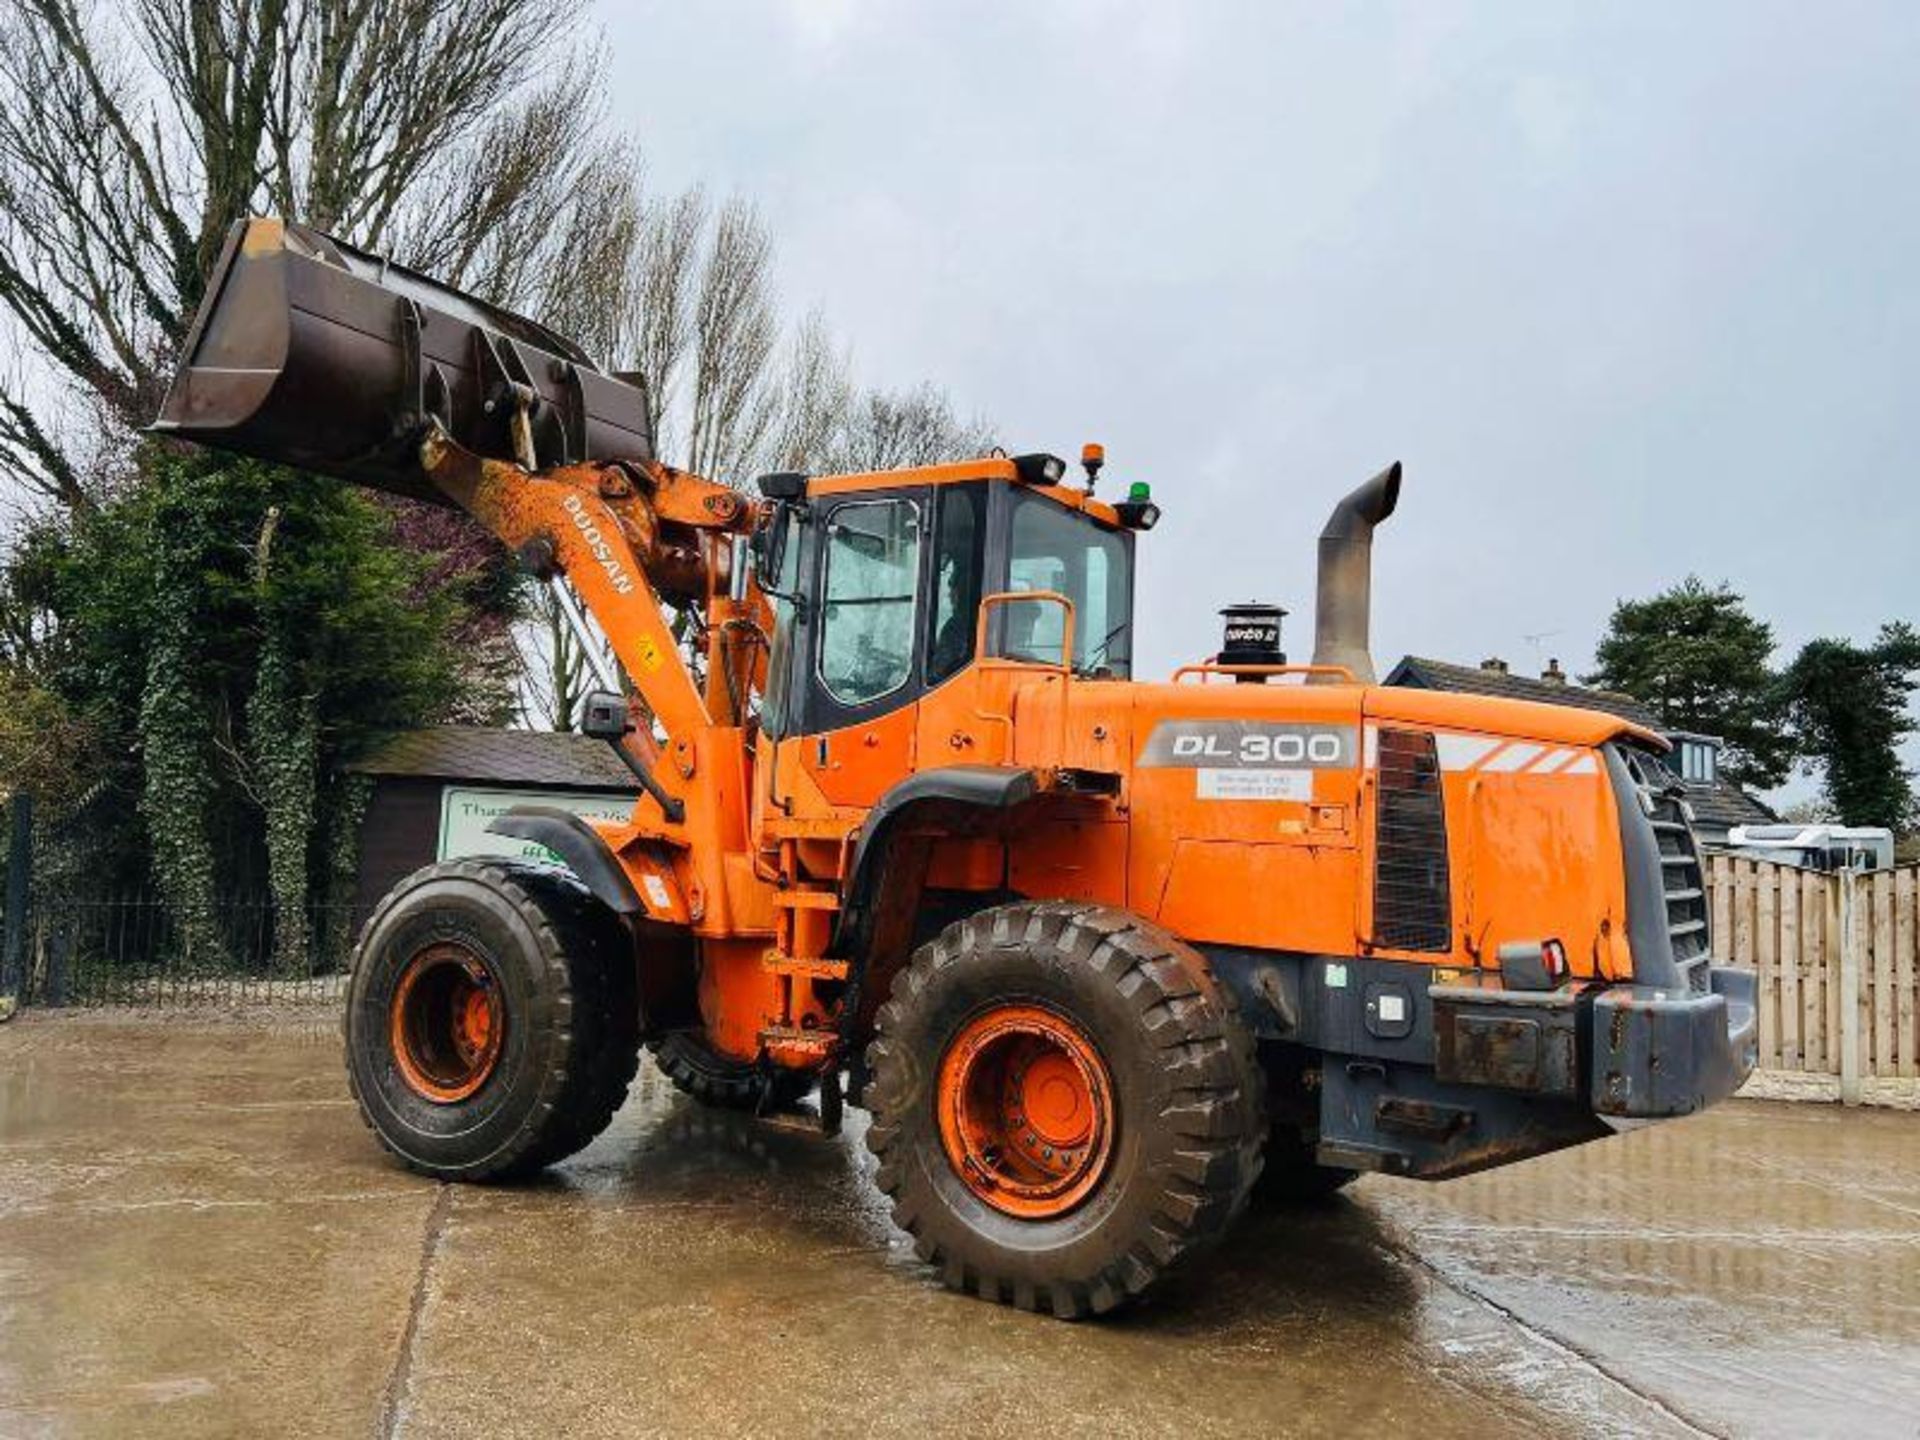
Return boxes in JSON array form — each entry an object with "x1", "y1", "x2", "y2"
[{"x1": 417, "y1": 424, "x2": 758, "y2": 760}]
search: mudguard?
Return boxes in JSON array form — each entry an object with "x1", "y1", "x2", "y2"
[
  {"x1": 488, "y1": 807, "x2": 645, "y2": 916},
  {"x1": 834, "y1": 765, "x2": 1039, "y2": 950}
]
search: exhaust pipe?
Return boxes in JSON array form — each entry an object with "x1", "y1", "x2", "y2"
[{"x1": 1310, "y1": 461, "x2": 1401, "y2": 684}]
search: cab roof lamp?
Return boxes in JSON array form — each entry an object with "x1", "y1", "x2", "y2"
[
  {"x1": 1115, "y1": 478, "x2": 1161, "y2": 532},
  {"x1": 1013, "y1": 452, "x2": 1067, "y2": 486},
  {"x1": 1081, "y1": 442, "x2": 1105, "y2": 491}
]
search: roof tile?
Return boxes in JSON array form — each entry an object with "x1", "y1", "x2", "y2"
[{"x1": 348, "y1": 728, "x2": 639, "y2": 790}]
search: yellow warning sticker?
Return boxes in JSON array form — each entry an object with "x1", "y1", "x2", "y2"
[{"x1": 636, "y1": 635, "x2": 663, "y2": 673}]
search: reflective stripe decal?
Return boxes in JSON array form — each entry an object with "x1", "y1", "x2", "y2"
[
  {"x1": 1480, "y1": 742, "x2": 1543, "y2": 773},
  {"x1": 1434, "y1": 734, "x2": 1500, "y2": 771},
  {"x1": 1382, "y1": 729, "x2": 1600, "y2": 776}
]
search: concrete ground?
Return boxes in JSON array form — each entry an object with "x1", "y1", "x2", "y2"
[{"x1": 1, "y1": 1014, "x2": 1916, "y2": 1439}]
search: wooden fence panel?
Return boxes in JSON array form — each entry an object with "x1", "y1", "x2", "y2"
[
  {"x1": 1700, "y1": 857, "x2": 1920, "y2": 1089},
  {"x1": 1897, "y1": 867, "x2": 1916, "y2": 1077},
  {"x1": 1778, "y1": 866, "x2": 1801, "y2": 1069},
  {"x1": 1871, "y1": 870, "x2": 1894, "y2": 1075},
  {"x1": 1812, "y1": 868, "x2": 1835, "y2": 1074},
  {"x1": 1756, "y1": 864, "x2": 1778, "y2": 1068}
]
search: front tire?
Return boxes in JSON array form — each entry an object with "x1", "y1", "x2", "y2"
[
  {"x1": 344, "y1": 860, "x2": 639, "y2": 1181},
  {"x1": 865, "y1": 902, "x2": 1265, "y2": 1318}
]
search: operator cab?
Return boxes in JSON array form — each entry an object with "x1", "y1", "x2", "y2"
[{"x1": 754, "y1": 455, "x2": 1142, "y2": 738}]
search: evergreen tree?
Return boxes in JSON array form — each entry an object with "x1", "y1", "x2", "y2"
[
  {"x1": 1776, "y1": 624, "x2": 1920, "y2": 831},
  {"x1": 1587, "y1": 577, "x2": 1791, "y2": 789}
]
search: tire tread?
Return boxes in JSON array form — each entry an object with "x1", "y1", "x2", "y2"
[
  {"x1": 343, "y1": 859, "x2": 639, "y2": 1181},
  {"x1": 863, "y1": 900, "x2": 1265, "y2": 1317}
]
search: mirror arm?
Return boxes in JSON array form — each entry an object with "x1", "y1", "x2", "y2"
[
  {"x1": 579, "y1": 690, "x2": 686, "y2": 824},
  {"x1": 606, "y1": 736, "x2": 686, "y2": 825}
]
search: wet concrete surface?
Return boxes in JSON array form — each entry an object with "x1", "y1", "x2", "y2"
[{"x1": 1, "y1": 1014, "x2": 1915, "y2": 1438}]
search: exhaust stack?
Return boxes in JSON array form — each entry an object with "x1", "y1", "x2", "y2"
[{"x1": 1310, "y1": 461, "x2": 1401, "y2": 684}]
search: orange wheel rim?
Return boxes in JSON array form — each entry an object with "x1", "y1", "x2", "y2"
[
  {"x1": 389, "y1": 942, "x2": 504, "y2": 1104},
  {"x1": 936, "y1": 1003, "x2": 1115, "y2": 1219}
]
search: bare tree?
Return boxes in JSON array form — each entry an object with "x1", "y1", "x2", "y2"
[
  {"x1": 624, "y1": 189, "x2": 703, "y2": 435},
  {"x1": 514, "y1": 588, "x2": 591, "y2": 732},
  {"x1": 826, "y1": 381, "x2": 996, "y2": 474},
  {"x1": 683, "y1": 198, "x2": 780, "y2": 479},
  {"x1": 768, "y1": 311, "x2": 853, "y2": 473},
  {"x1": 0, "y1": 0, "x2": 595, "y2": 511}
]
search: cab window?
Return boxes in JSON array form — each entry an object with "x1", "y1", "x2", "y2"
[
  {"x1": 757, "y1": 506, "x2": 805, "y2": 738},
  {"x1": 819, "y1": 499, "x2": 922, "y2": 707},
  {"x1": 1006, "y1": 490, "x2": 1133, "y2": 676},
  {"x1": 927, "y1": 483, "x2": 986, "y2": 684}
]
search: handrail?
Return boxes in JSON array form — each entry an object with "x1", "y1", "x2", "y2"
[
  {"x1": 1171, "y1": 661, "x2": 1359, "y2": 684},
  {"x1": 972, "y1": 590, "x2": 1076, "y2": 752},
  {"x1": 973, "y1": 590, "x2": 1077, "y2": 674}
]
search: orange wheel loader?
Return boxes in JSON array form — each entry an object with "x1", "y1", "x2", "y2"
[{"x1": 154, "y1": 219, "x2": 1757, "y2": 1317}]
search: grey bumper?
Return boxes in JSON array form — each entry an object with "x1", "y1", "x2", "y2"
[
  {"x1": 1431, "y1": 964, "x2": 1758, "y2": 1120},
  {"x1": 1589, "y1": 966, "x2": 1758, "y2": 1118}
]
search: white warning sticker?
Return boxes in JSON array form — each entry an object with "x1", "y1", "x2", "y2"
[
  {"x1": 641, "y1": 873, "x2": 673, "y2": 912},
  {"x1": 1196, "y1": 768, "x2": 1311, "y2": 802}
]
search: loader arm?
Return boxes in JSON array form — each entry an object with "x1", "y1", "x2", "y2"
[{"x1": 414, "y1": 423, "x2": 757, "y2": 756}]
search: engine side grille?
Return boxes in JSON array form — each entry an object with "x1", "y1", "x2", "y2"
[
  {"x1": 1373, "y1": 728, "x2": 1452, "y2": 952},
  {"x1": 1621, "y1": 749, "x2": 1713, "y2": 991}
]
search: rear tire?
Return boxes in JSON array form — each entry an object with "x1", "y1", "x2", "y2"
[
  {"x1": 649, "y1": 1031, "x2": 815, "y2": 1113},
  {"x1": 344, "y1": 860, "x2": 639, "y2": 1181},
  {"x1": 865, "y1": 901, "x2": 1265, "y2": 1318}
]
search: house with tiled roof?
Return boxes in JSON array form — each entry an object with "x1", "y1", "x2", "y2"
[{"x1": 1384, "y1": 655, "x2": 1776, "y2": 847}]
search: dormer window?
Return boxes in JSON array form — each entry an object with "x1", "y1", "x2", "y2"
[{"x1": 1676, "y1": 738, "x2": 1717, "y2": 784}]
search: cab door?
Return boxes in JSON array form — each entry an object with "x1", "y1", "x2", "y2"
[{"x1": 791, "y1": 489, "x2": 929, "y2": 808}]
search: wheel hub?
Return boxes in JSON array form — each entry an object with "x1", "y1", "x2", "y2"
[
  {"x1": 937, "y1": 1004, "x2": 1115, "y2": 1219},
  {"x1": 389, "y1": 942, "x2": 504, "y2": 1103}
]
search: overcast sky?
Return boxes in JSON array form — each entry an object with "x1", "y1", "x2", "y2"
[{"x1": 602, "y1": 1, "x2": 1915, "y2": 800}]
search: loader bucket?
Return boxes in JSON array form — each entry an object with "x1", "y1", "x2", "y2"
[{"x1": 152, "y1": 218, "x2": 654, "y2": 504}]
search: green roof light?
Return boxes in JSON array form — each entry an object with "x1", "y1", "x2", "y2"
[{"x1": 1127, "y1": 481, "x2": 1152, "y2": 503}]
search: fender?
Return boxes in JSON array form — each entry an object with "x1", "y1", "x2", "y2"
[
  {"x1": 834, "y1": 765, "x2": 1040, "y2": 952},
  {"x1": 488, "y1": 806, "x2": 645, "y2": 916}
]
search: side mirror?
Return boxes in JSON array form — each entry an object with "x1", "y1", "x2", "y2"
[
  {"x1": 750, "y1": 502, "x2": 801, "y2": 602},
  {"x1": 579, "y1": 689, "x2": 629, "y2": 740},
  {"x1": 749, "y1": 516, "x2": 785, "y2": 586}
]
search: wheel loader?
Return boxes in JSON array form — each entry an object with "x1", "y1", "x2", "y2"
[{"x1": 154, "y1": 218, "x2": 1757, "y2": 1317}]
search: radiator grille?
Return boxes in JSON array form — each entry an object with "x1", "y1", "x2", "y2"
[
  {"x1": 1621, "y1": 748, "x2": 1712, "y2": 991},
  {"x1": 1373, "y1": 728, "x2": 1453, "y2": 952}
]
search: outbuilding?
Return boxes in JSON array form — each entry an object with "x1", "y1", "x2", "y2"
[{"x1": 347, "y1": 728, "x2": 639, "y2": 920}]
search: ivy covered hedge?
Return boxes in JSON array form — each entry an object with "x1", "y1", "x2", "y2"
[{"x1": 5, "y1": 448, "x2": 516, "y2": 970}]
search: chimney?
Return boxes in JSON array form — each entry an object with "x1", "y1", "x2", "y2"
[
  {"x1": 1541, "y1": 658, "x2": 1567, "y2": 685},
  {"x1": 1480, "y1": 657, "x2": 1509, "y2": 674}
]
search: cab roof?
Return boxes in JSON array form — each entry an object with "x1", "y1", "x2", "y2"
[{"x1": 802, "y1": 457, "x2": 1123, "y2": 527}]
